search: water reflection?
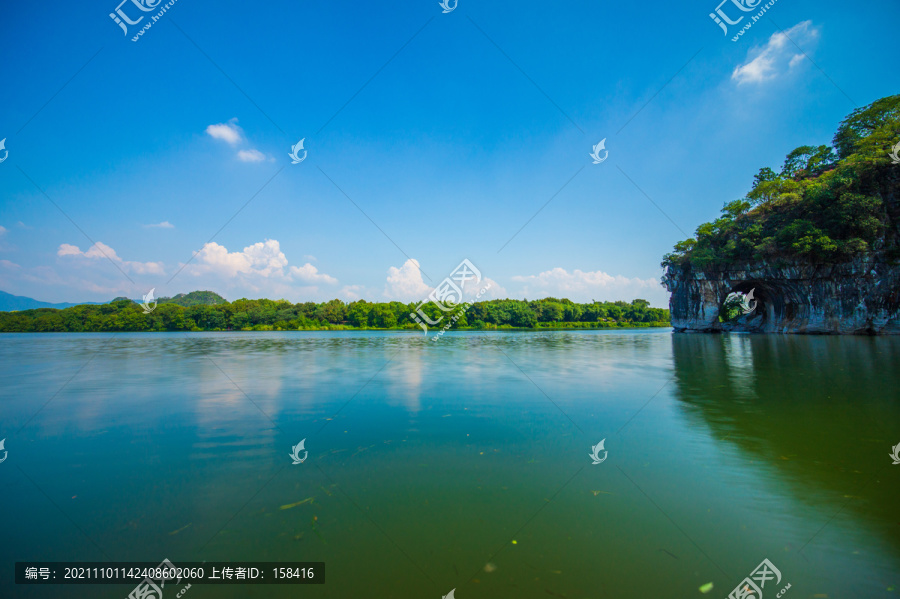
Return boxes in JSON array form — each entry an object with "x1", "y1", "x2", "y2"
[
  {"x1": 2, "y1": 332, "x2": 899, "y2": 599},
  {"x1": 670, "y1": 334, "x2": 900, "y2": 569},
  {"x1": 383, "y1": 347, "x2": 424, "y2": 414}
]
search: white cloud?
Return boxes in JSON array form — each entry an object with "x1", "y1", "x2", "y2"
[
  {"x1": 192, "y1": 239, "x2": 288, "y2": 278},
  {"x1": 732, "y1": 21, "x2": 817, "y2": 85},
  {"x1": 464, "y1": 276, "x2": 506, "y2": 300},
  {"x1": 340, "y1": 285, "x2": 364, "y2": 301},
  {"x1": 511, "y1": 267, "x2": 666, "y2": 306},
  {"x1": 0, "y1": 225, "x2": 6, "y2": 235},
  {"x1": 205, "y1": 118, "x2": 244, "y2": 145},
  {"x1": 0, "y1": 259, "x2": 19, "y2": 269},
  {"x1": 16, "y1": 221, "x2": 30, "y2": 229},
  {"x1": 57, "y1": 241, "x2": 165, "y2": 275},
  {"x1": 290, "y1": 263, "x2": 338, "y2": 285},
  {"x1": 206, "y1": 118, "x2": 270, "y2": 163},
  {"x1": 237, "y1": 149, "x2": 266, "y2": 163},
  {"x1": 185, "y1": 239, "x2": 338, "y2": 300},
  {"x1": 144, "y1": 221, "x2": 174, "y2": 229},
  {"x1": 381, "y1": 260, "x2": 505, "y2": 302},
  {"x1": 384, "y1": 259, "x2": 431, "y2": 301},
  {"x1": 57, "y1": 243, "x2": 82, "y2": 256}
]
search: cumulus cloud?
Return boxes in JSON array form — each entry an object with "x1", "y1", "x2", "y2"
[
  {"x1": 237, "y1": 149, "x2": 266, "y2": 163},
  {"x1": 382, "y1": 259, "x2": 504, "y2": 302},
  {"x1": 144, "y1": 221, "x2": 174, "y2": 229},
  {"x1": 57, "y1": 241, "x2": 165, "y2": 275},
  {"x1": 192, "y1": 239, "x2": 288, "y2": 278},
  {"x1": 205, "y1": 118, "x2": 244, "y2": 145},
  {"x1": 511, "y1": 267, "x2": 666, "y2": 306},
  {"x1": 384, "y1": 259, "x2": 431, "y2": 301},
  {"x1": 290, "y1": 263, "x2": 338, "y2": 285},
  {"x1": 732, "y1": 21, "x2": 817, "y2": 85},
  {"x1": 186, "y1": 239, "x2": 338, "y2": 299}
]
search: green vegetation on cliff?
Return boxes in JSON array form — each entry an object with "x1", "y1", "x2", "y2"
[
  {"x1": 0, "y1": 296, "x2": 669, "y2": 332},
  {"x1": 663, "y1": 95, "x2": 900, "y2": 270}
]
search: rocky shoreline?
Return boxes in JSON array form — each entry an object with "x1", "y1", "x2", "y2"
[{"x1": 662, "y1": 254, "x2": 900, "y2": 334}]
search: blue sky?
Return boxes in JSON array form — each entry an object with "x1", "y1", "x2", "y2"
[{"x1": 0, "y1": 0, "x2": 896, "y2": 307}]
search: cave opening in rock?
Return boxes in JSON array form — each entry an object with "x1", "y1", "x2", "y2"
[{"x1": 720, "y1": 283, "x2": 769, "y2": 327}]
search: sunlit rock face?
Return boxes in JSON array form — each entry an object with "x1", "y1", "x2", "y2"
[{"x1": 662, "y1": 255, "x2": 900, "y2": 334}]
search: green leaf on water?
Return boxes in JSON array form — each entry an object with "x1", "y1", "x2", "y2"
[{"x1": 699, "y1": 582, "x2": 714, "y2": 593}]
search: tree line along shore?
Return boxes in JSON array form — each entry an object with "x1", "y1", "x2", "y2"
[{"x1": 0, "y1": 293, "x2": 669, "y2": 332}]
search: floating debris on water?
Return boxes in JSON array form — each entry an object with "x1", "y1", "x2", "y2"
[
  {"x1": 699, "y1": 582, "x2": 714, "y2": 593},
  {"x1": 484, "y1": 563, "x2": 497, "y2": 573},
  {"x1": 168, "y1": 523, "x2": 192, "y2": 536},
  {"x1": 280, "y1": 497, "x2": 315, "y2": 510}
]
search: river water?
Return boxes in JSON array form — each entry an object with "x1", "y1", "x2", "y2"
[{"x1": 1, "y1": 331, "x2": 898, "y2": 598}]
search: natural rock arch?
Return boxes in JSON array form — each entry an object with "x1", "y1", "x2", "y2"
[{"x1": 662, "y1": 257, "x2": 900, "y2": 335}]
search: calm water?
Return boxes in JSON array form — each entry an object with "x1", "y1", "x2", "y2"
[{"x1": 1, "y1": 331, "x2": 898, "y2": 598}]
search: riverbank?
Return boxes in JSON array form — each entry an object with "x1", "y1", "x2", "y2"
[{"x1": 0, "y1": 295, "x2": 669, "y2": 333}]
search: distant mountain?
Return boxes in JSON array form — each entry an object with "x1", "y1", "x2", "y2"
[
  {"x1": 160, "y1": 291, "x2": 227, "y2": 307},
  {"x1": 0, "y1": 290, "x2": 104, "y2": 312},
  {"x1": 0, "y1": 290, "x2": 229, "y2": 313}
]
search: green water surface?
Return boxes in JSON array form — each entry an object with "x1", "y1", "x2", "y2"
[{"x1": 0, "y1": 331, "x2": 898, "y2": 598}]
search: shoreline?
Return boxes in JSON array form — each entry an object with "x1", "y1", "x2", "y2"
[{"x1": 0, "y1": 323, "x2": 673, "y2": 334}]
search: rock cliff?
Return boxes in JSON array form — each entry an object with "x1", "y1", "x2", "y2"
[{"x1": 662, "y1": 255, "x2": 900, "y2": 334}]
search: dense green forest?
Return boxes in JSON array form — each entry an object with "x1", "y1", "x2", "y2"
[
  {"x1": 662, "y1": 94, "x2": 900, "y2": 270},
  {"x1": 0, "y1": 291, "x2": 669, "y2": 332}
]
